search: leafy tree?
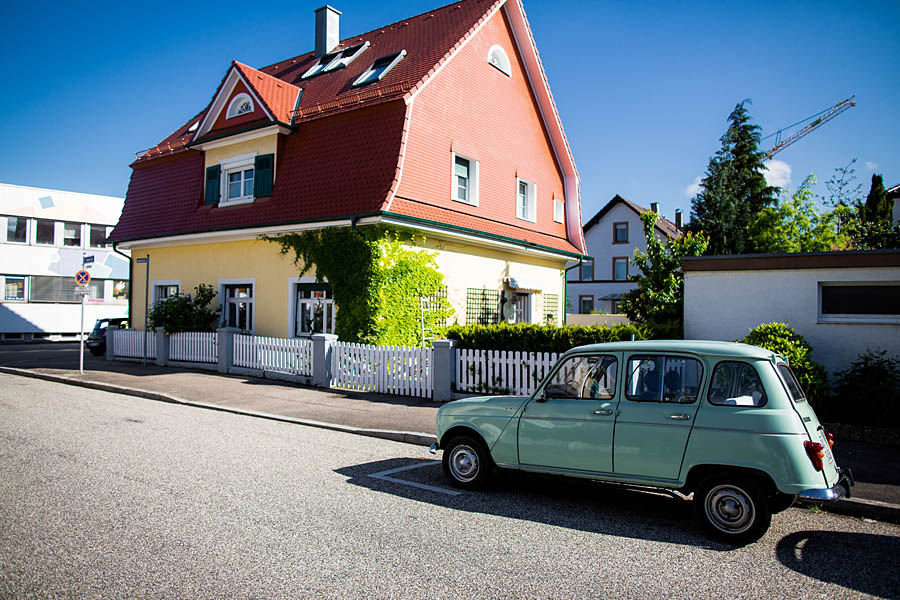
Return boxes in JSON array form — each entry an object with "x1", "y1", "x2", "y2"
[
  {"x1": 754, "y1": 175, "x2": 850, "y2": 252},
  {"x1": 824, "y1": 161, "x2": 900, "y2": 250},
  {"x1": 619, "y1": 211, "x2": 708, "y2": 337},
  {"x1": 148, "y1": 284, "x2": 219, "y2": 333},
  {"x1": 687, "y1": 100, "x2": 779, "y2": 255}
]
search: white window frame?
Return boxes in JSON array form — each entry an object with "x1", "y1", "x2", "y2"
[
  {"x1": 219, "y1": 278, "x2": 255, "y2": 333},
  {"x1": 288, "y1": 276, "x2": 336, "y2": 337},
  {"x1": 451, "y1": 153, "x2": 479, "y2": 206},
  {"x1": 353, "y1": 50, "x2": 406, "y2": 87},
  {"x1": 219, "y1": 152, "x2": 257, "y2": 206},
  {"x1": 553, "y1": 199, "x2": 564, "y2": 224},
  {"x1": 302, "y1": 41, "x2": 370, "y2": 79},
  {"x1": 226, "y1": 93, "x2": 254, "y2": 119},
  {"x1": 152, "y1": 280, "x2": 181, "y2": 305},
  {"x1": 487, "y1": 44, "x2": 511, "y2": 76},
  {"x1": 33, "y1": 218, "x2": 56, "y2": 246},
  {"x1": 516, "y1": 178, "x2": 537, "y2": 223},
  {"x1": 5, "y1": 216, "x2": 28, "y2": 244},
  {"x1": 2, "y1": 275, "x2": 27, "y2": 302}
]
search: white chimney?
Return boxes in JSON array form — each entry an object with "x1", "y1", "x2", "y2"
[{"x1": 315, "y1": 6, "x2": 341, "y2": 57}]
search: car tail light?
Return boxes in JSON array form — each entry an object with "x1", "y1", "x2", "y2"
[
  {"x1": 804, "y1": 441, "x2": 824, "y2": 471},
  {"x1": 825, "y1": 431, "x2": 834, "y2": 448}
]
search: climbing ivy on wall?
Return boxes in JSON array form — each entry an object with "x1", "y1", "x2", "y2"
[{"x1": 265, "y1": 226, "x2": 453, "y2": 346}]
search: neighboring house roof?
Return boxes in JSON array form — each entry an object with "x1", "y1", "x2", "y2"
[
  {"x1": 113, "y1": 0, "x2": 584, "y2": 257},
  {"x1": 583, "y1": 194, "x2": 681, "y2": 239},
  {"x1": 887, "y1": 183, "x2": 900, "y2": 198}
]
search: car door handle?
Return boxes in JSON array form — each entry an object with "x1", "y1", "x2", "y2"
[
  {"x1": 592, "y1": 409, "x2": 614, "y2": 416},
  {"x1": 669, "y1": 414, "x2": 691, "y2": 421}
]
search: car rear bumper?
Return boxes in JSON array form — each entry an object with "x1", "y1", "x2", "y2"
[{"x1": 799, "y1": 468, "x2": 854, "y2": 501}]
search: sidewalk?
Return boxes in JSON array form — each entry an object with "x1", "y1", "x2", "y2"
[{"x1": 1, "y1": 354, "x2": 898, "y2": 525}]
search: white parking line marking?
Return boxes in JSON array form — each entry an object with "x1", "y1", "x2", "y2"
[{"x1": 367, "y1": 461, "x2": 462, "y2": 496}]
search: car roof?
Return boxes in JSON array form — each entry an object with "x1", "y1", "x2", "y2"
[{"x1": 567, "y1": 340, "x2": 777, "y2": 360}]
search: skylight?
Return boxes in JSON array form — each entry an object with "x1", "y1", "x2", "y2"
[
  {"x1": 302, "y1": 41, "x2": 370, "y2": 79},
  {"x1": 352, "y1": 50, "x2": 406, "y2": 87}
]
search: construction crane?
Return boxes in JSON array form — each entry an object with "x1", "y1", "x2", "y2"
[{"x1": 763, "y1": 95, "x2": 856, "y2": 159}]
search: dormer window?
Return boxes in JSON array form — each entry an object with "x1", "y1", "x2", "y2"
[
  {"x1": 226, "y1": 93, "x2": 254, "y2": 119},
  {"x1": 487, "y1": 44, "x2": 511, "y2": 76},
  {"x1": 353, "y1": 50, "x2": 406, "y2": 86},
  {"x1": 302, "y1": 41, "x2": 370, "y2": 79}
]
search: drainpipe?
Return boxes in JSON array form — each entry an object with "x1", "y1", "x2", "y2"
[{"x1": 112, "y1": 242, "x2": 133, "y2": 326}]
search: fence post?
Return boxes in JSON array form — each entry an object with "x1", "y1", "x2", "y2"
[
  {"x1": 217, "y1": 327, "x2": 239, "y2": 374},
  {"x1": 311, "y1": 333, "x2": 337, "y2": 388},
  {"x1": 155, "y1": 327, "x2": 169, "y2": 366},
  {"x1": 432, "y1": 339, "x2": 457, "y2": 402},
  {"x1": 105, "y1": 326, "x2": 117, "y2": 361}
]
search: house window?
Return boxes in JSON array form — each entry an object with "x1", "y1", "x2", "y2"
[
  {"x1": 553, "y1": 199, "x2": 565, "y2": 224},
  {"x1": 579, "y1": 295, "x2": 594, "y2": 314},
  {"x1": 581, "y1": 259, "x2": 593, "y2": 281},
  {"x1": 206, "y1": 153, "x2": 274, "y2": 206},
  {"x1": 466, "y1": 288, "x2": 501, "y2": 325},
  {"x1": 613, "y1": 257, "x2": 629, "y2": 281},
  {"x1": 295, "y1": 284, "x2": 336, "y2": 336},
  {"x1": 153, "y1": 283, "x2": 180, "y2": 304},
  {"x1": 487, "y1": 44, "x2": 511, "y2": 76},
  {"x1": 516, "y1": 179, "x2": 536, "y2": 222},
  {"x1": 30, "y1": 275, "x2": 98, "y2": 303},
  {"x1": 227, "y1": 168, "x2": 255, "y2": 202},
  {"x1": 63, "y1": 223, "x2": 81, "y2": 247},
  {"x1": 226, "y1": 93, "x2": 254, "y2": 119},
  {"x1": 35, "y1": 219, "x2": 55, "y2": 245},
  {"x1": 353, "y1": 50, "x2": 406, "y2": 86},
  {"x1": 113, "y1": 280, "x2": 129, "y2": 300},
  {"x1": 302, "y1": 42, "x2": 370, "y2": 79},
  {"x1": 819, "y1": 283, "x2": 900, "y2": 323},
  {"x1": 224, "y1": 284, "x2": 253, "y2": 331},
  {"x1": 452, "y1": 154, "x2": 478, "y2": 205},
  {"x1": 6, "y1": 217, "x2": 27, "y2": 243},
  {"x1": 4, "y1": 276, "x2": 25, "y2": 301},
  {"x1": 613, "y1": 222, "x2": 629, "y2": 243},
  {"x1": 89, "y1": 224, "x2": 107, "y2": 248},
  {"x1": 513, "y1": 292, "x2": 532, "y2": 323}
]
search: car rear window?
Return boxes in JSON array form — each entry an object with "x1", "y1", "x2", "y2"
[
  {"x1": 777, "y1": 364, "x2": 807, "y2": 403},
  {"x1": 708, "y1": 361, "x2": 767, "y2": 406}
]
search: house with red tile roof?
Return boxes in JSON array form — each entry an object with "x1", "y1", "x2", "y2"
[
  {"x1": 110, "y1": 0, "x2": 587, "y2": 337},
  {"x1": 567, "y1": 195, "x2": 681, "y2": 315}
]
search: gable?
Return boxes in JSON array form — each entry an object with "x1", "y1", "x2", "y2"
[{"x1": 208, "y1": 80, "x2": 267, "y2": 133}]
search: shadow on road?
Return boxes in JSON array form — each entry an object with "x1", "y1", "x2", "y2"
[
  {"x1": 336, "y1": 457, "x2": 741, "y2": 550},
  {"x1": 776, "y1": 531, "x2": 900, "y2": 599}
]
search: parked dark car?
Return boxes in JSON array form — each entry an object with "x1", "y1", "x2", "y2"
[{"x1": 86, "y1": 318, "x2": 129, "y2": 356}]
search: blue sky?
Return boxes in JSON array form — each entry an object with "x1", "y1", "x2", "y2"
[{"x1": 1, "y1": 0, "x2": 897, "y2": 225}]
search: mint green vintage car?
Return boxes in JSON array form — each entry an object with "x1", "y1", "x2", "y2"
[{"x1": 432, "y1": 341, "x2": 853, "y2": 544}]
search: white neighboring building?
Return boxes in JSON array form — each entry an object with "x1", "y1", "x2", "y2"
[
  {"x1": 566, "y1": 195, "x2": 681, "y2": 315},
  {"x1": 1, "y1": 183, "x2": 129, "y2": 341},
  {"x1": 683, "y1": 250, "x2": 900, "y2": 376}
]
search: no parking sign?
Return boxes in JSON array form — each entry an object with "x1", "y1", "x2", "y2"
[{"x1": 75, "y1": 270, "x2": 91, "y2": 286}]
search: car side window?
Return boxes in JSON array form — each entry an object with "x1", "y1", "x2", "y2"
[
  {"x1": 708, "y1": 361, "x2": 767, "y2": 407},
  {"x1": 625, "y1": 355, "x2": 702, "y2": 403},
  {"x1": 544, "y1": 355, "x2": 617, "y2": 399}
]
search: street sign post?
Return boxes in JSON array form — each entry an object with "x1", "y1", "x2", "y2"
[
  {"x1": 76, "y1": 261, "x2": 91, "y2": 374},
  {"x1": 83, "y1": 255, "x2": 94, "y2": 266}
]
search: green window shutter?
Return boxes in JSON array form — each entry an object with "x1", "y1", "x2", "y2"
[
  {"x1": 205, "y1": 165, "x2": 221, "y2": 205},
  {"x1": 254, "y1": 154, "x2": 275, "y2": 197}
]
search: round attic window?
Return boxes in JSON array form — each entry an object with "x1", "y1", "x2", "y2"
[
  {"x1": 226, "y1": 93, "x2": 254, "y2": 119},
  {"x1": 487, "y1": 45, "x2": 511, "y2": 76}
]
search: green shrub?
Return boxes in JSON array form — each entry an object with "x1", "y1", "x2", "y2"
[
  {"x1": 738, "y1": 322, "x2": 828, "y2": 404},
  {"x1": 446, "y1": 323, "x2": 646, "y2": 353},
  {"x1": 832, "y1": 350, "x2": 900, "y2": 428},
  {"x1": 148, "y1": 284, "x2": 219, "y2": 333}
]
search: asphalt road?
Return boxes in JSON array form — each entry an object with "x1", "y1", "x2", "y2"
[{"x1": 2, "y1": 375, "x2": 899, "y2": 599}]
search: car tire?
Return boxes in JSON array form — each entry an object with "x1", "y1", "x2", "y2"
[
  {"x1": 693, "y1": 474, "x2": 771, "y2": 545},
  {"x1": 89, "y1": 348, "x2": 104, "y2": 357},
  {"x1": 442, "y1": 434, "x2": 492, "y2": 490},
  {"x1": 768, "y1": 492, "x2": 797, "y2": 514}
]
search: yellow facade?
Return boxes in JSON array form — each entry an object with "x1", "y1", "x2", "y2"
[
  {"x1": 204, "y1": 134, "x2": 279, "y2": 172},
  {"x1": 130, "y1": 231, "x2": 566, "y2": 335}
]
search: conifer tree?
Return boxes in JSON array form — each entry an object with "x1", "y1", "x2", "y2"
[{"x1": 687, "y1": 101, "x2": 779, "y2": 254}]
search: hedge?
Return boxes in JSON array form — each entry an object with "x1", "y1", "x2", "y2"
[{"x1": 445, "y1": 323, "x2": 646, "y2": 354}]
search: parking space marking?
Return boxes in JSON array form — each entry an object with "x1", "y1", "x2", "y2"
[{"x1": 367, "y1": 461, "x2": 462, "y2": 496}]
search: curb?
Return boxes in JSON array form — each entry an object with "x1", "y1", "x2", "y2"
[{"x1": 0, "y1": 366, "x2": 437, "y2": 448}]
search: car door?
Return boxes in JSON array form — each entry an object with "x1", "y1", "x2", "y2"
[
  {"x1": 518, "y1": 353, "x2": 620, "y2": 473},
  {"x1": 613, "y1": 353, "x2": 704, "y2": 480}
]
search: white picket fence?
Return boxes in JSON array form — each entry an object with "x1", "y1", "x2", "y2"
[
  {"x1": 169, "y1": 332, "x2": 218, "y2": 363},
  {"x1": 457, "y1": 349, "x2": 558, "y2": 396},
  {"x1": 234, "y1": 335, "x2": 313, "y2": 376},
  {"x1": 331, "y1": 342, "x2": 433, "y2": 399},
  {"x1": 111, "y1": 329, "x2": 157, "y2": 359}
]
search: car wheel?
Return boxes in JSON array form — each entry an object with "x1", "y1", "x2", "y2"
[
  {"x1": 442, "y1": 434, "x2": 492, "y2": 490},
  {"x1": 768, "y1": 492, "x2": 797, "y2": 514},
  {"x1": 693, "y1": 474, "x2": 771, "y2": 545}
]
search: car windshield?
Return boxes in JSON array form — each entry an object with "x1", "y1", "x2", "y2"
[{"x1": 777, "y1": 363, "x2": 807, "y2": 403}]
